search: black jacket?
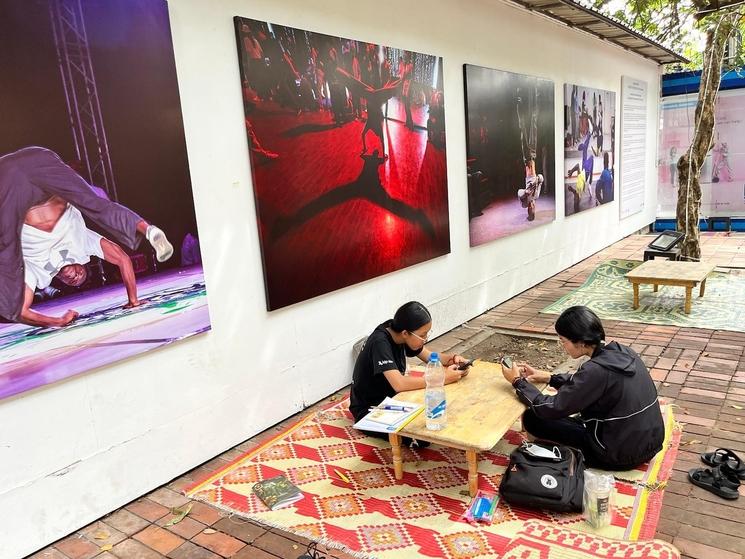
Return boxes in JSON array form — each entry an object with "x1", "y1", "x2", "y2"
[{"x1": 513, "y1": 341, "x2": 665, "y2": 469}]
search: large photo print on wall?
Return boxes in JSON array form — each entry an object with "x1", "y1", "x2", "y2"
[
  {"x1": 563, "y1": 84, "x2": 616, "y2": 216},
  {"x1": 464, "y1": 64, "x2": 555, "y2": 246},
  {"x1": 0, "y1": 0, "x2": 209, "y2": 401},
  {"x1": 658, "y1": 88, "x2": 745, "y2": 216},
  {"x1": 235, "y1": 17, "x2": 450, "y2": 310}
]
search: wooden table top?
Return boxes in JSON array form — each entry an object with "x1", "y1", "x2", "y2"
[
  {"x1": 625, "y1": 260, "x2": 715, "y2": 283},
  {"x1": 393, "y1": 360, "x2": 534, "y2": 451}
]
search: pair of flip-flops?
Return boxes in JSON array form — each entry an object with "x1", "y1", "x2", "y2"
[{"x1": 688, "y1": 448, "x2": 745, "y2": 500}]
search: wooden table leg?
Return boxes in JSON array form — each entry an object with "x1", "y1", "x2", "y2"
[
  {"x1": 685, "y1": 286, "x2": 693, "y2": 314},
  {"x1": 653, "y1": 284, "x2": 658, "y2": 292},
  {"x1": 466, "y1": 449, "x2": 478, "y2": 497},
  {"x1": 632, "y1": 282, "x2": 640, "y2": 309},
  {"x1": 699, "y1": 279, "x2": 707, "y2": 297},
  {"x1": 389, "y1": 433, "x2": 403, "y2": 480}
]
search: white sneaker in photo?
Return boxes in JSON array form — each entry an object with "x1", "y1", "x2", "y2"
[{"x1": 146, "y1": 225, "x2": 173, "y2": 262}]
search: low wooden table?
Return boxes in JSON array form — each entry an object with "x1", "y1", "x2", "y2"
[
  {"x1": 625, "y1": 260, "x2": 715, "y2": 314},
  {"x1": 390, "y1": 361, "x2": 536, "y2": 497}
]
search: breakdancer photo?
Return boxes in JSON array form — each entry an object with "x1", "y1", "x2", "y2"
[{"x1": 1, "y1": 147, "x2": 173, "y2": 327}]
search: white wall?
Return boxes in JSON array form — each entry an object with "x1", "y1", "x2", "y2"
[{"x1": 0, "y1": 0, "x2": 661, "y2": 556}]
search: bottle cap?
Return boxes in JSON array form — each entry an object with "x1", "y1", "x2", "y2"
[{"x1": 430, "y1": 352, "x2": 439, "y2": 361}]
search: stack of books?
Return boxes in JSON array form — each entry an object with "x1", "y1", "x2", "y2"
[{"x1": 352, "y1": 397, "x2": 424, "y2": 433}]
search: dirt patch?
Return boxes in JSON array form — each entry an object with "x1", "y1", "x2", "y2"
[{"x1": 466, "y1": 332, "x2": 567, "y2": 371}]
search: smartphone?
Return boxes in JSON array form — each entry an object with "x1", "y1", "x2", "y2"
[
  {"x1": 457, "y1": 359, "x2": 474, "y2": 371},
  {"x1": 500, "y1": 355, "x2": 513, "y2": 369}
]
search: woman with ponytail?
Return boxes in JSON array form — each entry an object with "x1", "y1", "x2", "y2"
[{"x1": 349, "y1": 301, "x2": 470, "y2": 438}]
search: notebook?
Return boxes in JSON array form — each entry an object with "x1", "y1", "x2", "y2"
[
  {"x1": 252, "y1": 475, "x2": 304, "y2": 510},
  {"x1": 352, "y1": 397, "x2": 424, "y2": 433}
]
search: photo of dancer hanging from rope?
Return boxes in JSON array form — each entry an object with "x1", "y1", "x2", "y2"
[{"x1": 463, "y1": 64, "x2": 555, "y2": 247}]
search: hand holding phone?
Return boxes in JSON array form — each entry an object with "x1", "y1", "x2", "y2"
[
  {"x1": 500, "y1": 355, "x2": 513, "y2": 369},
  {"x1": 457, "y1": 359, "x2": 474, "y2": 371}
]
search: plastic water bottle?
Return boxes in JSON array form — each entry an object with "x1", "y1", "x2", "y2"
[{"x1": 425, "y1": 352, "x2": 446, "y2": 430}]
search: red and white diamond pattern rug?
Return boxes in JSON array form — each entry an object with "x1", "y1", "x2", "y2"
[{"x1": 186, "y1": 398, "x2": 680, "y2": 559}]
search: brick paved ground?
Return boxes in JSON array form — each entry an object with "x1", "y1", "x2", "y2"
[{"x1": 29, "y1": 233, "x2": 745, "y2": 559}]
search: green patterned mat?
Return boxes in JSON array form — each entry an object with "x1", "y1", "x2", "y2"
[{"x1": 542, "y1": 259, "x2": 745, "y2": 331}]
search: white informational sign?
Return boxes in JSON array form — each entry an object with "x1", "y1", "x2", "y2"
[{"x1": 619, "y1": 76, "x2": 647, "y2": 219}]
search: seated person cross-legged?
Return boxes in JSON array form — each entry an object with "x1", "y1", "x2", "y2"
[
  {"x1": 501, "y1": 305, "x2": 664, "y2": 470},
  {"x1": 349, "y1": 301, "x2": 471, "y2": 446}
]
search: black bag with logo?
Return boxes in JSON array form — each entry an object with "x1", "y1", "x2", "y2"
[{"x1": 499, "y1": 441, "x2": 585, "y2": 512}]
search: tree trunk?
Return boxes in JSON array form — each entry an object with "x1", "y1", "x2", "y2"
[{"x1": 675, "y1": 13, "x2": 736, "y2": 261}]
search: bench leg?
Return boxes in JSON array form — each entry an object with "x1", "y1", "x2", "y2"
[
  {"x1": 685, "y1": 286, "x2": 693, "y2": 314},
  {"x1": 466, "y1": 449, "x2": 478, "y2": 497},
  {"x1": 632, "y1": 283, "x2": 640, "y2": 309},
  {"x1": 389, "y1": 433, "x2": 403, "y2": 480},
  {"x1": 700, "y1": 279, "x2": 707, "y2": 297},
  {"x1": 653, "y1": 284, "x2": 658, "y2": 292}
]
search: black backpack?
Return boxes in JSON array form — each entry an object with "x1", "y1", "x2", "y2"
[{"x1": 499, "y1": 441, "x2": 585, "y2": 512}]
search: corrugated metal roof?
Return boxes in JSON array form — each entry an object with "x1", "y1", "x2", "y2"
[{"x1": 507, "y1": 0, "x2": 689, "y2": 65}]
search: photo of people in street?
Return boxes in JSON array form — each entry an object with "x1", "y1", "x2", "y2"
[{"x1": 564, "y1": 83, "x2": 616, "y2": 217}]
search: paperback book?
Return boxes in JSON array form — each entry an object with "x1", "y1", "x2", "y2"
[{"x1": 252, "y1": 475, "x2": 304, "y2": 510}]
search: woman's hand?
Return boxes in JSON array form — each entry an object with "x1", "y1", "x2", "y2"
[
  {"x1": 518, "y1": 363, "x2": 551, "y2": 383},
  {"x1": 445, "y1": 365, "x2": 465, "y2": 384},
  {"x1": 501, "y1": 361, "x2": 520, "y2": 384},
  {"x1": 450, "y1": 354, "x2": 468, "y2": 366}
]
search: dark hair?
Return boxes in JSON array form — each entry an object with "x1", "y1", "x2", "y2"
[
  {"x1": 391, "y1": 301, "x2": 431, "y2": 333},
  {"x1": 554, "y1": 305, "x2": 605, "y2": 346}
]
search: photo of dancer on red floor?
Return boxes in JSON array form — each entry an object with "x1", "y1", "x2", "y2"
[{"x1": 234, "y1": 17, "x2": 450, "y2": 311}]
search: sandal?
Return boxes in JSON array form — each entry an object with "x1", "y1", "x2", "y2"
[
  {"x1": 688, "y1": 466, "x2": 740, "y2": 499},
  {"x1": 701, "y1": 448, "x2": 745, "y2": 480}
]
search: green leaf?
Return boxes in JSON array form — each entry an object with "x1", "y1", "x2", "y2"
[{"x1": 163, "y1": 503, "x2": 193, "y2": 527}]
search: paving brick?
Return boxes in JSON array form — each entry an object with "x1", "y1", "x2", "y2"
[
  {"x1": 148, "y1": 487, "x2": 192, "y2": 509},
  {"x1": 191, "y1": 530, "x2": 246, "y2": 557},
  {"x1": 252, "y1": 531, "x2": 310, "y2": 558},
  {"x1": 655, "y1": 357, "x2": 677, "y2": 370},
  {"x1": 681, "y1": 387, "x2": 727, "y2": 399},
  {"x1": 112, "y1": 539, "x2": 167, "y2": 559},
  {"x1": 105, "y1": 508, "x2": 151, "y2": 536},
  {"x1": 126, "y1": 498, "x2": 171, "y2": 522},
  {"x1": 79, "y1": 520, "x2": 127, "y2": 548},
  {"x1": 167, "y1": 541, "x2": 221, "y2": 559},
  {"x1": 54, "y1": 535, "x2": 100, "y2": 559},
  {"x1": 185, "y1": 501, "x2": 224, "y2": 526},
  {"x1": 134, "y1": 525, "x2": 185, "y2": 555},
  {"x1": 212, "y1": 517, "x2": 267, "y2": 544},
  {"x1": 231, "y1": 545, "x2": 281, "y2": 559},
  {"x1": 28, "y1": 550, "x2": 69, "y2": 559},
  {"x1": 675, "y1": 525, "x2": 745, "y2": 557},
  {"x1": 666, "y1": 370, "x2": 688, "y2": 384},
  {"x1": 157, "y1": 515, "x2": 207, "y2": 540}
]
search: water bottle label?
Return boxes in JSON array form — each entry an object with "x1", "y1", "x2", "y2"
[
  {"x1": 597, "y1": 496, "x2": 609, "y2": 515},
  {"x1": 427, "y1": 400, "x2": 446, "y2": 419}
]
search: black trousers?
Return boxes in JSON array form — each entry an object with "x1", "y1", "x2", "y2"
[
  {"x1": 0, "y1": 147, "x2": 143, "y2": 321},
  {"x1": 521, "y1": 408, "x2": 611, "y2": 468}
]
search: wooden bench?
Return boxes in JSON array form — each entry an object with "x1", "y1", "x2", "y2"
[{"x1": 625, "y1": 260, "x2": 715, "y2": 314}]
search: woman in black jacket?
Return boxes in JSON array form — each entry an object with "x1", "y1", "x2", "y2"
[{"x1": 502, "y1": 305, "x2": 665, "y2": 470}]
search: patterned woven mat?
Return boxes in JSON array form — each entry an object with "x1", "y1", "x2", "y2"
[
  {"x1": 186, "y1": 399, "x2": 680, "y2": 559},
  {"x1": 502, "y1": 520, "x2": 679, "y2": 559},
  {"x1": 542, "y1": 259, "x2": 745, "y2": 331}
]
